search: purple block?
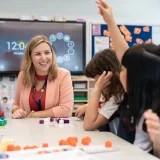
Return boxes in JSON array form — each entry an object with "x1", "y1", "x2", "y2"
[
  {"x1": 57, "y1": 118, "x2": 70, "y2": 124},
  {"x1": 64, "y1": 119, "x2": 69, "y2": 123},
  {"x1": 39, "y1": 120, "x2": 44, "y2": 124},
  {"x1": 50, "y1": 118, "x2": 54, "y2": 122}
]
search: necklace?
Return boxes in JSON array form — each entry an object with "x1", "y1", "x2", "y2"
[{"x1": 32, "y1": 77, "x2": 47, "y2": 110}]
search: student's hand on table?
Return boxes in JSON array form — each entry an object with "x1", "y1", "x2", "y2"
[
  {"x1": 96, "y1": 0, "x2": 114, "y2": 23},
  {"x1": 144, "y1": 109, "x2": 160, "y2": 144},
  {"x1": 12, "y1": 109, "x2": 27, "y2": 119},
  {"x1": 94, "y1": 71, "x2": 112, "y2": 92},
  {"x1": 75, "y1": 105, "x2": 87, "y2": 120}
]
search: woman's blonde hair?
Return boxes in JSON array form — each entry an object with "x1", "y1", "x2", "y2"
[{"x1": 21, "y1": 35, "x2": 58, "y2": 87}]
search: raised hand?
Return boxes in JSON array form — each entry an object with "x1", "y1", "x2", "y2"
[
  {"x1": 96, "y1": 0, "x2": 129, "y2": 63},
  {"x1": 96, "y1": 0, "x2": 114, "y2": 23}
]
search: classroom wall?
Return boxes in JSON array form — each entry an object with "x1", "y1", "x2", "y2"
[
  {"x1": 1, "y1": 0, "x2": 160, "y2": 61},
  {"x1": 0, "y1": 0, "x2": 160, "y2": 25},
  {"x1": 1, "y1": 0, "x2": 160, "y2": 63},
  {"x1": 0, "y1": 0, "x2": 160, "y2": 100}
]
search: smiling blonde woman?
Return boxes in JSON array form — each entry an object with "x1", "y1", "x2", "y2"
[{"x1": 12, "y1": 35, "x2": 73, "y2": 119}]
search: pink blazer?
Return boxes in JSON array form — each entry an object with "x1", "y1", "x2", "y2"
[{"x1": 12, "y1": 68, "x2": 73, "y2": 117}]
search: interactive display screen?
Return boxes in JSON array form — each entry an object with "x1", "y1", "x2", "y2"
[{"x1": 0, "y1": 19, "x2": 86, "y2": 75}]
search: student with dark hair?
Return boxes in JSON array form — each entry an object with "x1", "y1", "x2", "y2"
[
  {"x1": 76, "y1": 49, "x2": 124, "y2": 132},
  {"x1": 96, "y1": 0, "x2": 160, "y2": 154},
  {"x1": 119, "y1": 44, "x2": 160, "y2": 152}
]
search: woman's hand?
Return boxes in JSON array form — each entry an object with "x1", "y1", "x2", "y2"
[
  {"x1": 26, "y1": 110, "x2": 36, "y2": 118},
  {"x1": 12, "y1": 109, "x2": 27, "y2": 119}
]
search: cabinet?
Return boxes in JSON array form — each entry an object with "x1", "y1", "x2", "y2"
[{"x1": 71, "y1": 76, "x2": 95, "y2": 115}]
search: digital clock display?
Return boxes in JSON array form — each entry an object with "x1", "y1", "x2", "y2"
[
  {"x1": 0, "y1": 20, "x2": 86, "y2": 75},
  {"x1": 6, "y1": 41, "x2": 27, "y2": 52}
]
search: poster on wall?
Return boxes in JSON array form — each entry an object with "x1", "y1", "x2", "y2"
[
  {"x1": 152, "y1": 26, "x2": 160, "y2": 45},
  {"x1": 91, "y1": 24, "x2": 152, "y2": 57},
  {"x1": 94, "y1": 36, "x2": 109, "y2": 53}
]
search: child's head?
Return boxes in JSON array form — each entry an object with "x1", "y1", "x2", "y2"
[
  {"x1": 2, "y1": 97, "x2": 8, "y2": 104},
  {"x1": 121, "y1": 43, "x2": 160, "y2": 126},
  {"x1": 85, "y1": 49, "x2": 124, "y2": 103}
]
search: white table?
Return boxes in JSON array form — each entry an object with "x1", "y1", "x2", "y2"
[{"x1": 0, "y1": 117, "x2": 159, "y2": 160}]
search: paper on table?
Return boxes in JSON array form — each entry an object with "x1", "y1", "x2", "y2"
[
  {"x1": 6, "y1": 148, "x2": 96, "y2": 160},
  {"x1": 33, "y1": 150, "x2": 93, "y2": 160}
]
